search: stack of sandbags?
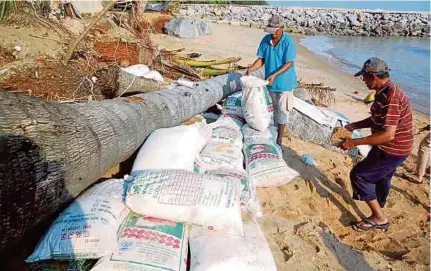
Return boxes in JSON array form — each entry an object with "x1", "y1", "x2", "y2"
[
  {"x1": 26, "y1": 123, "x2": 215, "y2": 271},
  {"x1": 219, "y1": 75, "x2": 299, "y2": 188}
]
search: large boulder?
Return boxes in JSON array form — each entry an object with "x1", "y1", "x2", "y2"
[{"x1": 347, "y1": 14, "x2": 361, "y2": 27}]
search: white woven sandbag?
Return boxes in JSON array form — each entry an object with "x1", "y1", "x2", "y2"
[
  {"x1": 126, "y1": 170, "x2": 244, "y2": 236},
  {"x1": 189, "y1": 218, "x2": 277, "y2": 271},
  {"x1": 195, "y1": 142, "x2": 244, "y2": 173},
  {"x1": 241, "y1": 76, "x2": 271, "y2": 131},
  {"x1": 131, "y1": 123, "x2": 212, "y2": 173},
  {"x1": 92, "y1": 213, "x2": 189, "y2": 271},
  {"x1": 26, "y1": 179, "x2": 129, "y2": 262},
  {"x1": 243, "y1": 125, "x2": 299, "y2": 187},
  {"x1": 222, "y1": 92, "x2": 274, "y2": 125},
  {"x1": 209, "y1": 117, "x2": 244, "y2": 146},
  {"x1": 222, "y1": 92, "x2": 244, "y2": 118},
  {"x1": 205, "y1": 169, "x2": 250, "y2": 205}
]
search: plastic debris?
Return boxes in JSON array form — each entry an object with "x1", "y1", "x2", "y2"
[{"x1": 301, "y1": 154, "x2": 316, "y2": 166}]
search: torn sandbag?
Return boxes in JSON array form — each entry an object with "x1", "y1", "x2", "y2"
[
  {"x1": 116, "y1": 65, "x2": 164, "y2": 97},
  {"x1": 165, "y1": 18, "x2": 212, "y2": 39},
  {"x1": 196, "y1": 20, "x2": 212, "y2": 35}
]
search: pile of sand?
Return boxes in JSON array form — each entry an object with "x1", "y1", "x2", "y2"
[{"x1": 257, "y1": 136, "x2": 429, "y2": 270}]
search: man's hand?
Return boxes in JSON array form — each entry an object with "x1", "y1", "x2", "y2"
[
  {"x1": 420, "y1": 124, "x2": 430, "y2": 133},
  {"x1": 345, "y1": 123, "x2": 356, "y2": 132},
  {"x1": 268, "y1": 74, "x2": 277, "y2": 86},
  {"x1": 341, "y1": 138, "x2": 356, "y2": 151}
]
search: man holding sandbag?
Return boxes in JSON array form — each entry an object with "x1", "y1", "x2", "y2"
[
  {"x1": 246, "y1": 15, "x2": 298, "y2": 146},
  {"x1": 341, "y1": 57, "x2": 414, "y2": 231}
]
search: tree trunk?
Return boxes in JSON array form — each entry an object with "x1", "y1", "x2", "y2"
[{"x1": 0, "y1": 72, "x2": 243, "y2": 252}]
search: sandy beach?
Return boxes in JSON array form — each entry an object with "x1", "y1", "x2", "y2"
[{"x1": 152, "y1": 23, "x2": 430, "y2": 270}]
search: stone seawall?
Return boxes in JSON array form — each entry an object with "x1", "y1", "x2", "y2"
[{"x1": 179, "y1": 5, "x2": 431, "y2": 37}]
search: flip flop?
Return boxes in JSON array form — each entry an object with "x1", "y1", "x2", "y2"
[{"x1": 352, "y1": 218, "x2": 390, "y2": 231}]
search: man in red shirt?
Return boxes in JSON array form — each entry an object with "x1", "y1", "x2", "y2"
[{"x1": 342, "y1": 57, "x2": 413, "y2": 231}]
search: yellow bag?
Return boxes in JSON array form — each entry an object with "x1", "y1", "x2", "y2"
[{"x1": 364, "y1": 90, "x2": 376, "y2": 104}]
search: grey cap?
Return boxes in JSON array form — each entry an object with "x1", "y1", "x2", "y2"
[
  {"x1": 354, "y1": 57, "x2": 390, "y2": 77},
  {"x1": 264, "y1": 15, "x2": 284, "y2": 34}
]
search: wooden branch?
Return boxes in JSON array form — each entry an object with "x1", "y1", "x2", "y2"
[
  {"x1": 62, "y1": 0, "x2": 118, "y2": 65},
  {"x1": 29, "y1": 34, "x2": 69, "y2": 44}
]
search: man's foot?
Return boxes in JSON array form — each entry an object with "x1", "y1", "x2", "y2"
[
  {"x1": 400, "y1": 172, "x2": 424, "y2": 184},
  {"x1": 352, "y1": 217, "x2": 389, "y2": 231}
]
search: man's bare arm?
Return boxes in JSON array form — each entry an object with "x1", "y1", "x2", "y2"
[{"x1": 246, "y1": 58, "x2": 264, "y2": 75}]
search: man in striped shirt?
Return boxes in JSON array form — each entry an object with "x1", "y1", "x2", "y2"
[{"x1": 341, "y1": 57, "x2": 413, "y2": 231}]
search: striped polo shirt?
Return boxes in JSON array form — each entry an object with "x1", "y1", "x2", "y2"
[{"x1": 370, "y1": 81, "x2": 414, "y2": 156}]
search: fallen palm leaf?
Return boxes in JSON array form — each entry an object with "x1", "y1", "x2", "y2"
[
  {"x1": 160, "y1": 48, "x2": 185, "y2": 55},
  {"x1": 160, "y1": 59, "x2": 202, "y2": 79},
  {"x1": 172, "y1": 56, "x2": 241, "y2": 67},
  {"x1": 196, "y1": 67, "x2": 242, "y2": 76}
]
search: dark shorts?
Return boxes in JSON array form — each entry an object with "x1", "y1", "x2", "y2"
[{"x1": 350, "y1": 146, "x2": 407, "y2": 207}]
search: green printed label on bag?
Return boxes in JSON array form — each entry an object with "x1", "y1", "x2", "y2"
[{"x1": 111, "y1": 213, "x2": 186, "y2": 271}]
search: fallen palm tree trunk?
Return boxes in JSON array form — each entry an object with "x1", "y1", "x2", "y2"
[
  {"x1": 116, "y1": 69, "x2": 163, "y2": 97},
  {"x1": 0, "y1": 72, "x2": 243, "y2": 252},
  {"x1": 172, "y1": 56, "x2": 241, "y2": 67}
]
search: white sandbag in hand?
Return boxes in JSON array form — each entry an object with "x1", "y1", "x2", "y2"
[{"x1": 241, "y1": 76, "x2": 271, "y2": 131}]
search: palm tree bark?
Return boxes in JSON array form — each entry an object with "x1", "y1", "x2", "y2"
[{"x1": 0, "y1": 72, "x2": 243, "y2": 252}]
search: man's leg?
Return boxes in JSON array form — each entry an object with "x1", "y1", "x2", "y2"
[
  {"x1": 416, "y1": 135, "x2": 430, "y2": 183},
  {"x1": 350, "y1": 147, "x2": 406, "y2": 228},
  {"x1": 364, "y1": 199, "x2": 388, "y2": 225},
  {"x1": 276, "y1": 91, "x2": 293, "y2": 145},
  {"x1": 277, "y1": 124, "x2": 286, "y2": 145}
]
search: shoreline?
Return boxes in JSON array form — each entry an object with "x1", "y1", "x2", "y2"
[{"x1": 296, "y1": 35, "x2": 430, "y2": 117}]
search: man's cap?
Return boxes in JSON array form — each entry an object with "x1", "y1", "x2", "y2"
[
  {"x1": 354, "y1": 57, "x2": 390, "y2": 77},
  {"x1": 264, "y1": 15, "x2": 284, "y2": 34}
]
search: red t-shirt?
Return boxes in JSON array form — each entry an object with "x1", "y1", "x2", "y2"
[{"x1": 370, "y1": 81, "x2": 414, "y2": 156}]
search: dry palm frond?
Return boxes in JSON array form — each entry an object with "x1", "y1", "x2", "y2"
[{"x1": 297, "y1": 81, "x2": 336, "y2": 107}]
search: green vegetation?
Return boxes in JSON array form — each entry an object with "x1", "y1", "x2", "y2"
[{"x1": 0, "y1": 0, "x2": 16, "y2": 22}]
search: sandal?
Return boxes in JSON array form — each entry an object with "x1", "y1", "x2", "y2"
[{"x1": 352, "y1": 218, "x2": 390, "y2": 231}]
